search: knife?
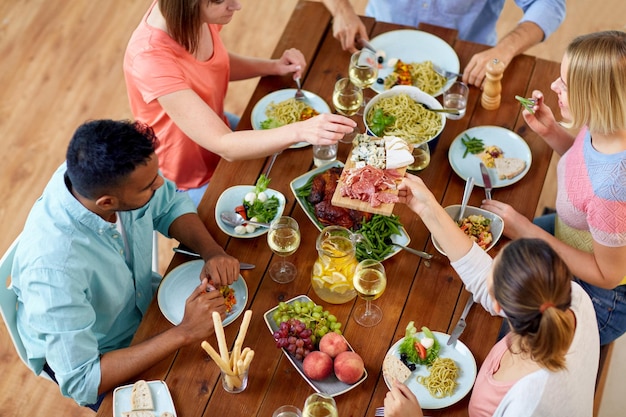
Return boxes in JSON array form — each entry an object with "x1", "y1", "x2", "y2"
[
  {"x1": 479, "y1": 162, "x2": 493, "y2": 200},
  {"x1": 172, "y1": 248, "x2": 256, "y2": 270},
  {"x1": 447, "y1": 296, "x2": 474, "y2": 346}
]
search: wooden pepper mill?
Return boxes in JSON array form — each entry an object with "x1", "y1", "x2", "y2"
[{"x1": 481, "y1": 58, "x2": 506, "y2": 110}]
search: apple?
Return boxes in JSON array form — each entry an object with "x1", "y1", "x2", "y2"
[
  {"x1": 318, "y1": 332, "x2": 349, "y2": 358},
  {"x1": 302, "y1": 351, "x2": 333, "y2": 380},
  {"x1": 333, "y1": 351, "x2": 364, "y2": 384}
]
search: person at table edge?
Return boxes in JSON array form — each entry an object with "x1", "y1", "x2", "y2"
[
  {"x1": 321, "y1": 0, "x2": 566, "y2": 87},
  {"x1": 11, "y1": 119, "x2": 240, "y2": 409}
]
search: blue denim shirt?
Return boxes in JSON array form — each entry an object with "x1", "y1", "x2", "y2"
[
  {"x1": 12, "y1": 164, "x2": 196, "y2": 405},
  {"x1": 365, "y1": 0, "x2": 565, "y2": 46}
]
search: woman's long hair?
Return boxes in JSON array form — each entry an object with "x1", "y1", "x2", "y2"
[{"x1": 492, "y1": 239, "x2": 575, "y2": 371}]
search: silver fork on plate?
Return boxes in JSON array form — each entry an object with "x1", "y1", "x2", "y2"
[
  {"x1": 432, "y1": 63, "x2": 463, "y2": 79},
  {"x1": 294, "y1": 76, "x2": 306, "y2": 101}
]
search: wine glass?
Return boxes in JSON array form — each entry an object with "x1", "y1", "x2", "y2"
[
  {"x1": 348, "y1": 49, "x2": 378, "y2": 111},
  {"x1": 352, "y1": 259, "x2": 386, "y2": 327},
  {"x1": 267, "y1": 216, "x2": 301, "y2": 283},
  {"x1": 332, "y1": 77, "x2": 363, "y2": 143},
  {"x1": 303, "y1": 393, "x2": 338, "y2": 417}
]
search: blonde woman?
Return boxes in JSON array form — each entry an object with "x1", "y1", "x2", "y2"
[
  {"x1": 483, "y1": 30, "x2": 626, "y2": 345},
  {"x1": 386, "y1": 174, "x2": 599, "y2": 416},
  {"x1": 124, "y1": 0, "x2": 355, "y2": 205}
]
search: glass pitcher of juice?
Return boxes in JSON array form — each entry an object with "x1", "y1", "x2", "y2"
[{"x1": 311, "y1": 226, "x2": 359, "y2": 304}]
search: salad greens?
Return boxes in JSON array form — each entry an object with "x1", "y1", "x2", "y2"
[
  {"x1": 243, "y1": 174, "x2": 280, "y2": 223},
  {"x1": 260, "y1": 119, "x2": 283, "y2": 129},
  {"x1": 369, "y1": 108, "x2": 396, "y2": 137},
  {"x1": 515, "y1": 95, "x2": 536, "y2": 114},
  {"x1": 398, "y1": 322, "x2": 440, "y2": 366}
]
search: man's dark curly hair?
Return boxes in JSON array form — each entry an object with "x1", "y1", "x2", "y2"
[{"x1": 66, "y1": 119, "x2": 159, "y2": 199}]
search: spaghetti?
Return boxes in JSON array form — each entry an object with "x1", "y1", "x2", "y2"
[
  {"x1": 416, "y1": 357, "x2": 459, "y2": 398},
  {"x1": 366, "y1": 93, "x2": 443, "y2": 144},
  {"x1": 384, "y1": 60, "x2": 447, "y2": 96},
  {"x1": 261, "y1": 98, "x2": 319, "y2": 128}
]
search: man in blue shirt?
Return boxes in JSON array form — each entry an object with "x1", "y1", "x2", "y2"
[
  {"x1": 322, "y1": 0, "x2": 565, "y2": 87},
  {"x1": 11, "y1": 119, "x2": 240, "y2": 408}
]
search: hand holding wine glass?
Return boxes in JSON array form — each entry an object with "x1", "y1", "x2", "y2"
[
  {"x1": 267, "y1": 216, "x2": 301, "y2": 283},
  {"x1": 353, "y1": 259, "x2": 386, "y2": 327}
]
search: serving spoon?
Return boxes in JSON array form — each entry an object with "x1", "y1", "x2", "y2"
[
  {"x1": 220, "y1": 211, "x2": 270, "y2": 228},
  {"x1": 419, "y1": 103, "x2": 460, "y2": 116}
]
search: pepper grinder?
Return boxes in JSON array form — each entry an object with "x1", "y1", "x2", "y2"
[{"x1": 481, "y1": 58, "x2": 506, "y2": 110}]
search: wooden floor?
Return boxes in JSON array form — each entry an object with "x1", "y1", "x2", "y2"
[{"x1": 0, "y1": 1, "x2": 623, "y2": 416}]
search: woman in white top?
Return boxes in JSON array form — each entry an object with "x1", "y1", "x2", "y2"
[{"x1": 384, "y1": 173, "x2": 600, "y2": 416}]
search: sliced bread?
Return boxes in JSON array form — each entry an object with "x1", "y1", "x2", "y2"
[
  {"x1": 382, "y1": 354, "x2": 412, "y2": 384},
  {"x1": 495, "y1": 157, "x2": 526, "y2": 180},
  {"x1": 130, "y1": 380, "x2": 154, "y2": 411}
]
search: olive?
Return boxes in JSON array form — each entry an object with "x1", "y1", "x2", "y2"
[
  {"x1": 377, "y1": 56, "x2": 384, "y2": 64},
  {"x1": 376, "y1": 77, "x2": 384, "y2": 84}
]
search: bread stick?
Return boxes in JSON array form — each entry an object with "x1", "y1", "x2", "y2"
[
  {"x1": 232, "y1": 310, "x2": 252, "y2": 374},
  {"x1": 200, "y1": 341, "x2": 237, "y2": 376},
  {"x1": 212, "y1": 311, "x2": 230, "y2": 365}
]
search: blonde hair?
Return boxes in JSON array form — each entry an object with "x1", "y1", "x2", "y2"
[
  {"x1": 492, "y1": 239, "x2": 574, "y2": 371},
  {"x1": 159, "y1": 0, "x2": 212, "y2": 54},
  {"x1": 566, "y1": 31, "x2": 626, "y2": 134}
]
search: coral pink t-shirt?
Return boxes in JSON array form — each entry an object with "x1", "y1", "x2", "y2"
[
  {"x1": 468, "y1": 335, "x2": 517, "y2": 417},
  {"x1": 124, "y1": 1, "x2": 228, "y2": 190}
]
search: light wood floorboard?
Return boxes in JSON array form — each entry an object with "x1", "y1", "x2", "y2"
[{"x1": 0, "y1": 1, "x2": 623, "y2": 415}]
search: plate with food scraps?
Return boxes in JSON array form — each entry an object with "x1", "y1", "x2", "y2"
[
  {"x1": 369, "y1": 30, "x2": 460, "y2": 96},
  {"x1": 113, "y1": 380, "x2": 176, "y2": 417},
  {"x1": 289, "y1": 161, "x2": 411, "y2": 261},
  {"x1": 383, "y1": 331, "x2": 477, "y2": 409},
  {"x1": 448, "y1": 126, "x2": 532, "y2": 188},
  {"x1": 263, "y1": 295, "x2": 368, "y2": 397},
  {"x1": 157, "y1": 260, "x2": 248, "y2": 326},
  {"x1": 251, "y1": 89, "x2": 331, "y2": 148},
  {"x1": 215, "y1": 185, "x2": 286, "y2": 238}
]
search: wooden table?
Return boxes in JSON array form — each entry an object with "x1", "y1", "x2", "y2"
[{"x1": 97, "y1": 2, "x2": 560, "y2": 416}]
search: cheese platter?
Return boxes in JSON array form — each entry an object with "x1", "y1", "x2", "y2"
[{"x1": 330, "y1": 134, "x2": 413, "y2": 216}]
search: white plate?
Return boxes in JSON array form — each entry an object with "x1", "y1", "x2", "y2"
[
  {"x1": 289, "y1": 161, "x2": 411, "y2": 261},
  {"x1": 215, "y1": 185, "x2": 286, "y2": 238},
  {"x1": 263, "y1": 295, "x2": 368, "y2": 397},
  {"x1": 370, "y1": 30, "x2": 460, "y2": 96},
  {"x1": 383, "y1": 331, "x2": 477, "y2": 410},
  {"x1": 113, "y1": 380, "x2": 176, "y2": 417},
  {"x1": 448, "y1": 126, "x2": 532, "y2": 188},
  {"x1": 157, "y1": 260, "x2": 248, "y2": 326},
  {"x1": 251, "y1": 89, "x2": 331, "y2": 148}
]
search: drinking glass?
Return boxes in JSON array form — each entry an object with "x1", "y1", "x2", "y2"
[
  {"x1": 303, "y1": 393, "x2": 338, "y2": 417},
  {"x1": 273, "y1": 405, "x2": 302, "y2": 417},
  {"x1": 267, "y1": 216, "x2": 301, "y2": 283},
  {"x1": 312, "y1": 143, "x2": 338, "y2": 167},
  {"x1": 352, "y1": 259, "x2": 386, "y2": 327},
  {"x1": 407, "y1": 142, "x2": 430, "y2": 171},
  {"x1": 349, "y1": 49, "x2": 378, "y2": 112},
  {"x1": 332, "y1": 77, "x2": 363, "y2": 143},
  {"x1": 443, "y1": 81, "x2": 469, "y2": 120}
]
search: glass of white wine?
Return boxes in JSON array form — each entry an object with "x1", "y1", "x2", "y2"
[
  {"x1": 353, "y1": 259, "x2": 387, "y2": 327},
  {"x1": 332, "y1": 77, "x2": 363, "y2": 143},
  {"x1": 349, "y1": 49, "x2": 378, "y2": 111},
  {"x1": 267, "y1": 216, "x2": 301, "y2": 283},
  {"x1": 407, "y1": 142, "x2": 431, "y2": 171},
  {"x1": 303, "y1": 393, "x2": 338, "y2": 417}
]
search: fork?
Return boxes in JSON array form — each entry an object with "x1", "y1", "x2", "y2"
[
  {"x1": 294, "y1": 76, "x2": 306, "y2": 101},
  {"x1": 432, "y1": 63, "x2": 463, "y2": 79},
  {"x1": 376, "y1": 407, "x2": 430, "y2": 417}
]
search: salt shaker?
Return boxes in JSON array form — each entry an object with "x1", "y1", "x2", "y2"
[{"x1": 481, "y1": 58, "x2": 506, "y2": 110}]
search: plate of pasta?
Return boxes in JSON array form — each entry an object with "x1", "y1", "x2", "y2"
[
  {"x1": 369, "y1": 30, "x2": 460, "y2": 97},
  {"x1": 251, "y1": 89, "x2": 331, "y2": 148},
  {"x1": 383, "y1": 331, "x2": 477, "y2": 409}
]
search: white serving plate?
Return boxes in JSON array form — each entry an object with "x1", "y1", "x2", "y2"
[
  {"x1": 113, "y1": 380, "x2": 176, "y2": 417},
  {"x1": 369, "y1": 30, "x2": 460, "y2": 96},
  {"x1": 264, "y1": 295, "x2": 367, "y2": 397},
  {"x1": 383, "y1": 331, "x2": 477, "y2": 409},
  {"x1": 157, "y1": 260, "x2": 248, "y2": 326},
  {"x1": 215, "y1": 185, "x2": 286, "y2": 238}
]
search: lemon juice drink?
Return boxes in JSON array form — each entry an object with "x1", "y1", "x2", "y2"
[{"x1": 312, "y1": 226, "x2": 358, "y2": 304}]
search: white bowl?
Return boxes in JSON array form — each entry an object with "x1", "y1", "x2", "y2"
[
  {"x1": 215, "y1": 185, "x2": 286, "y2": 238},
  {"x1": 432, "y1": 205, "x2": 504, "y2": 255},
  {"x1": 363, "y1": 85, "x2": 446, "y2": 145}
]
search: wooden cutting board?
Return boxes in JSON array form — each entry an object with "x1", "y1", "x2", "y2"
[{"x1": 330, "y1": 143, "x2": 411, "y2": 216}]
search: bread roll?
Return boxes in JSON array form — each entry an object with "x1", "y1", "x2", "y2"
[{"x1": 131, "y1": 380, "x2": 154, "y2": 411}]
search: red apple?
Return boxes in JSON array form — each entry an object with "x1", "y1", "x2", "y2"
[
  {"x1": 318, "y1": 332, "x2": 349, "y2": 358},
  {"x1": 333, "y1": 351, "x2": 364, "y2": 384},
  {"x1": 302, "y1": 351, "x2": 333, "y2": 381}
]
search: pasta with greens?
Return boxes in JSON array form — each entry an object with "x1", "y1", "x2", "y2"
[
  {"x1": 416, "y1": 357, "x2": 459, "y2": 398},
  {"x1": 366, "y1": 93, "x2": 442, "y2": 144},
  {"x1": 260, "y1": 98, "x2": 318, "y2": 129}
]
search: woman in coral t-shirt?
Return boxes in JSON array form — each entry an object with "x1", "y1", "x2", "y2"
[{"x1": 124, "y1": 0, "x2": 355, "y2": 205}]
